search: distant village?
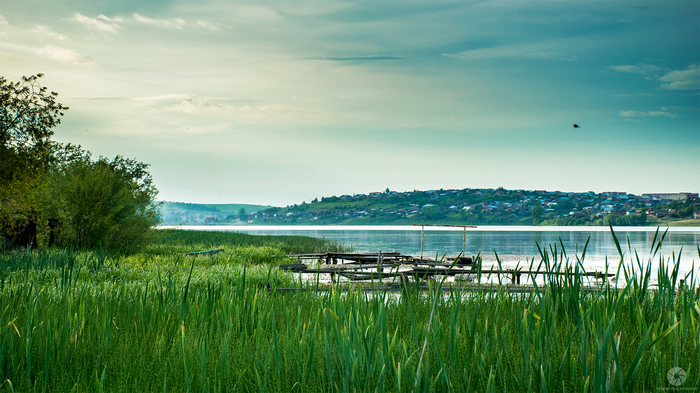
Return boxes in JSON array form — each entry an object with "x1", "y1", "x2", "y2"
[{"x1": 162, "y1": 188, "x2": 700, "y2": 226}]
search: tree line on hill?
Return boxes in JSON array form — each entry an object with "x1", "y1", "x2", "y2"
[
  {"x1": 1, "y1": 74, "x2": 160, "y2": 252},
  {"x1": 245, "y1": 188, "x2": 698, "y2": 226}
]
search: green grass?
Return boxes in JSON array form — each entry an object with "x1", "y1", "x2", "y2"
[
  {"x1": 0, "y1": 229, "x2": 697, "y2": 392},
  {"x1": 145, "y1": 228, "x2": 347, "y2": 255},
  {"x1": 648, "y1": 218, "x2": 700, "y2": 227}
]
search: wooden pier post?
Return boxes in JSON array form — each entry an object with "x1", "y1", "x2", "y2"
[
  {"x1": 413, "y1": 224, "x2": 476, "y2": 261},
  {"x1": 511, "y1": 272, "x2": 521, "y2": 285},
  {"x1": 420, "y1": 225, "x2": 424, "y2": 261}
]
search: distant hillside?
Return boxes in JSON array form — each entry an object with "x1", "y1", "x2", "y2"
[
  {"x1": 159, "y1": 202, "x2": 275, "y2": 225},
  {"x1": 158, "y1": 189, "x2": 699, "y2": 226},
  {"x1": 249, "y1": 188, "x2": 698, "y2": 226}
]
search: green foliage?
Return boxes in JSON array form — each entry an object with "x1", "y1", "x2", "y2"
[
  {"x1": 0, "y1": 230, "x2": 696, "y2": 391},
  {"x1": 604, "y1": 212, "x2": 647, "y2": 226},
  {"x1": 38, "y1": 155, "x2": 161, "y2": 252},
  {"x1": 0, "y1": 74, "x2": 67, "y2": 244},
  {"x1": 0, "y1": 74, "x2": 67, "y2": 183},
  {"x1": 531, "y1": 206, "x2": 544, "y2": 225},
  {"x1": 1, "y1": 74, "x2": 159, "y2": 252},
  {"x1": 147, "y1": 229, "x2": 347, "y2": 255},
  {"x1": 257, "y1": 189, "x2": 694, "y2": 227}
]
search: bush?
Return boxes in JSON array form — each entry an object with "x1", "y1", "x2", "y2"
[
  {"x1": 39, "y1": 155, "x2": 161, "y2": 252},
  {"x1": 1, "y1": 73, "x2": 161, "y2": 252}
]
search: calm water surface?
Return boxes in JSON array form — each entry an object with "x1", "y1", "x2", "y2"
[{"x1": 162, "y1": 225, "x2": 700, "y2": 275}]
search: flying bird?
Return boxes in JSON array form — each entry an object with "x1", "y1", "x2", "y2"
[{"x1": 573, "y1": 124, "x2": 581, "y2": 128}]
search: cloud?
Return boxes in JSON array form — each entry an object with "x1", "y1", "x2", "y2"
[
  {"x1": 173, "y1": 97, "x2": 318, "y2": 117},
  {"x1": 171, "y1": 96, "x2": 234, "y2": 113},
  {"x1": 619, "y1": 109, "x2": 680, "y2": 119},
  {"x1": 610, "y1": 63, "x2": 699, "y2": 90},
  {"x1": 33, "y1": 45, "x2": 93, "y2": 64},
  {"x1": 131, "y1": 14, "x2": 221, "y2": 30},
  {"x1": 524, "y1": 51, "x2": 577, "y2": 61},
  {"x1": 134, "y1": 94, "x2": 191, "y2": 102},
  {"x1": 132, "y1": 13, "x2": 187, "y2": 29},
  {"x1": 443, "y1": 42, "x2": 576, "y2": 61},
  {"x1": 195, "y1": 20, "x2": 219, "y2": 31},
  {"x1": 31, "y1": 25, "x2": 67, "y2": 40},
  {"x1": 0, "y1": 14, "x2": 11, "y2": 34},
  {"x1": 659, "y1": 64, "x2": 699, "y2": 90},
  {"x1": 305, "y1": 56, "x2": 407, "y2": 61},
  {"x1": 512, "y1": 13, "x2": 580, "y2": 25},
  {"x1": 607, "y1": 63, "x2": 663, "y2": 74},
  {"x1": 71, "y1": 12, "x2": 222, "y2": 32},
  {"x1": 71, "y1": 13, "x2": 123, "y2": 32},
  {"x1": 136, "y1": 94, "x2": 319, "y2": 118}
]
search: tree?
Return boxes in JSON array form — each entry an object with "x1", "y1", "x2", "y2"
[
  {"x1": 1, "y1": 74, "x2": 67, "y2": 246},
  {"x1": 39, "y1": 156, "x2": 161, "y2": 252},
  {"x1": 1, "y1": 74, "x2": 160, "y2": 251},
  {"x1": 531, "y1": 206, "x2": 544, "y2": 225},
  {"x1": 238, "y1": 208, "x2": 247, "y2": 221}
]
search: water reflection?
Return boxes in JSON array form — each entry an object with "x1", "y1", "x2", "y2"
[
  {"x1": 163, "y1": 225, "x2": 700, "y2": 275},
  {"x1": 236, "y1": 228, "x2": 697, "y2": 259}
]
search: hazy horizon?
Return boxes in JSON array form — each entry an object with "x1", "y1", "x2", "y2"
[{"x1": 2, "y1": 0, "x2": 698, "y2": 206}]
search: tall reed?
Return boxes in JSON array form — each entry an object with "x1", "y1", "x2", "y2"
[{"x1": 0, "y1": 228, "x2": 696, "y2": 391}]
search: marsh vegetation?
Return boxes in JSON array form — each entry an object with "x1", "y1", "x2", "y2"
[{"x1": 0, "y1": 229, "x2": 697, "y2": 392}]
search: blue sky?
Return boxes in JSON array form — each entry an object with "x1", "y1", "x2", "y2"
[{"x1": 1, "y1": 0, "x2": 698, "y2": 206}]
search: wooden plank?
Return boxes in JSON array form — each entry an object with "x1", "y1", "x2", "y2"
[{"x1": 268, "y1": 285, "x2": 607, "y2": 294}]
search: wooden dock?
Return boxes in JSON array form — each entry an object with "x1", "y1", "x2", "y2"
[
  {"x1": 281, "y1": 251, "x2": 614, "y2": 285},
  {"x1": 268, "y1": 284, "x2": 609, "y2": 294}
]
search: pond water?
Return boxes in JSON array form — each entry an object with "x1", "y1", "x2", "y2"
[{"x1": 161, "y1": 225, "x2": 700, "y2": 278}]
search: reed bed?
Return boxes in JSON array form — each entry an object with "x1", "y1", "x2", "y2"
[{"x1": 0, "y1": 228, "x2": 697, "y2": 392}]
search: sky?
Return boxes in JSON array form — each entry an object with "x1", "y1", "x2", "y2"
[{"x1": 1, "y1": 0, "x2": 698, "y2": 206}]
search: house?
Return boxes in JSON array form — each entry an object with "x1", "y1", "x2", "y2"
[{"x1": 642, "y1": 193, "x2": 692, "y2": 201}]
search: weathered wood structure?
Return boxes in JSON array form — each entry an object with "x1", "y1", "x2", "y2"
[{"x1": 280, "y1": 251, "x2": 614, "y2": 286}]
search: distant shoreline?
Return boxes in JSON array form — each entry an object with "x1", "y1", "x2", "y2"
[{"x1": 158, "y1": 224, "x2": 700, "y2": 232}]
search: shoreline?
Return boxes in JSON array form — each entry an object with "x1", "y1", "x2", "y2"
[{"x1": 158, "y1": 224, "x2": 700, "y2": 232}]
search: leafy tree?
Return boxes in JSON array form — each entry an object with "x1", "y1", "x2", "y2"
[
  {"x1": 1, "y1": 74, "x2": 160, "y2": 251},
  {"x1": 38, "y1": 154, "x2": 161, "y2": 252},
  {"x1": 679, "y1": 206, "x2": 695, "y2": 218},
  {"x1": 1, "y1": 74, "x2": 67, "y2": 245},
  {"x1": 238, "y1": 208, "x2": 247, "y2": 221},
  {"x1": 1, "y1": 74, "x2": 67, "y2": 182},
  {"x1": 531, "y1": 206, "x2": 544, "y2": 225}
]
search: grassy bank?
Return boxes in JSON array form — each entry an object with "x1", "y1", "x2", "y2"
[
  {"x1": 648, "y1": 218, "x2": 700, "y2": 227},
  {"x1": 0, "y1": 229, "x2": 697, "y2": 392}
]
